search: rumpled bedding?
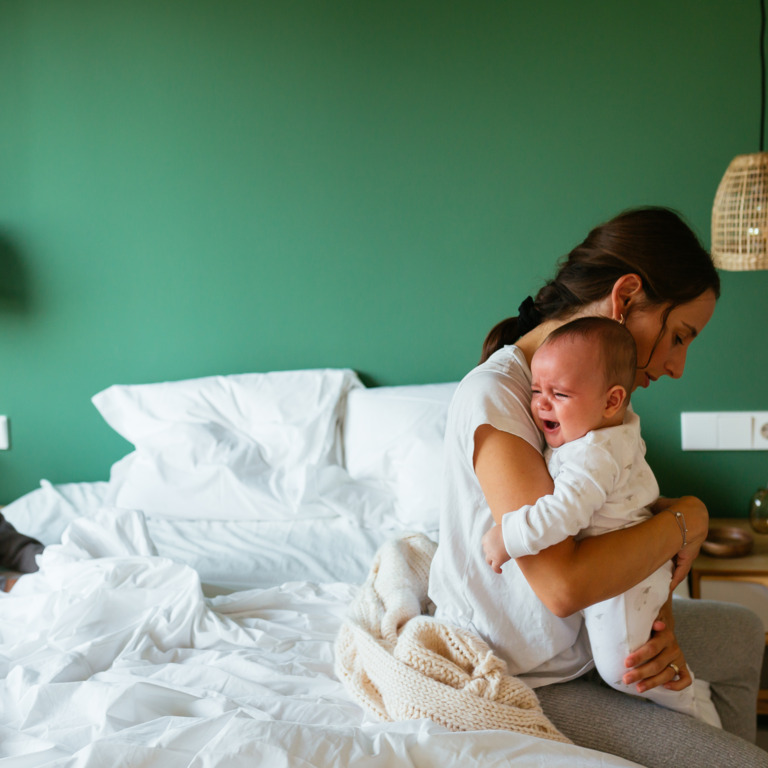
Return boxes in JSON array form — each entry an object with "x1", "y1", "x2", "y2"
[{"x1": 0, "y1": 508, "x2": 641, "y2": 767}]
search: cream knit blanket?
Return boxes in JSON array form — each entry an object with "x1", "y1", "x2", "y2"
[{"x1": 334, "y1": 533, "x2": 571, "y2": 744}]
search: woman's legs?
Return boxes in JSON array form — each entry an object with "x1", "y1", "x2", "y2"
[
  {"x1": 536, "y1": 670, "x2": 766, "y2": 768},
  {"x1": 535, "y1": 599, "x2": 766, "y2": 768},
  {"x1": 671, "y1": 598, "x2": 764, "y2": 742}
]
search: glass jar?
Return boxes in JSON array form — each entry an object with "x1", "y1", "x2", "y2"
[{"x1": 748, "y1": 486, "x2": 768, "y2": 534}]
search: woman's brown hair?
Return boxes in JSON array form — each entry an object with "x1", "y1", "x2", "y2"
[{"x1": 480, "y1": 207, "x2": 721, "y2": 364}]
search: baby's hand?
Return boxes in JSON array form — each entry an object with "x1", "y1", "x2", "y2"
[{"x1": 482, "y1": 524, "x2": 510, "y2": 573}]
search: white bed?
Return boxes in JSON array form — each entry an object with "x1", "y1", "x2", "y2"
[{"x1": 0, "y1": 369, "x2": 641, "y2": 767}]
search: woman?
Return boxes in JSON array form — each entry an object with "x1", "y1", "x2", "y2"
[{"x1": 428, "y1": 207, "x2": 766, "y2": 767}]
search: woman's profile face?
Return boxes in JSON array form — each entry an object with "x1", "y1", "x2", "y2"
[{"x1": 627, "y1": 289, "x2": 717, "y2": 391}]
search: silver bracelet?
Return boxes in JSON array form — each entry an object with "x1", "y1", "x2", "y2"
[{"x1": 672, "y1": 509, "x2": 687, "y2": 548}]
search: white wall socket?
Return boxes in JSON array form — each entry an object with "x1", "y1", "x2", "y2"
[
  {"x1": 681, "y1": 411, "x2": 768, "y2": 451},
  {"x1": 0, "y1": 416, "x2": 9, "y2": 451},
  {"x1": 752, "y1": 411, "x2": 768, "y2": 450}
]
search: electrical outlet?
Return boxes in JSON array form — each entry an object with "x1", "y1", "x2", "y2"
[
  {"x1": 681, "y1": 411, "x2": 768, "y2": 450},
  {"x1": 752, "y1": 412, "x2": 768, "y2": 450},
  {"x1": 0, "y1": 416, "x2": 9, "y2": 450}
]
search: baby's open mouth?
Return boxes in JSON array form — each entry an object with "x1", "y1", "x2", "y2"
[{"x1": 543, "y1": 420, "x2": 559, "y2": 431}]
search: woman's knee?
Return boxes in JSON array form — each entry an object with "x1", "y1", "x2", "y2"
[
  {"x1": 674, "y1": 598, "x2": 764, "y2": 673},
  {"x1": 673, "y1": 598, "x2": 764, "y2": 742}
]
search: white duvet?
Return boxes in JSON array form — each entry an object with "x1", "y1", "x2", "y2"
[{"x1": 0, "y1": 505, "x2": 641, "y2": 767}]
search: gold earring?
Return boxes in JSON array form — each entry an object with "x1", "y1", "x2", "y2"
[{"x1": 619, "y1": 314, "x2": 625, "y2": 325}]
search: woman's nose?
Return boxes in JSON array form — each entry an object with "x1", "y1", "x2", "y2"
[{"x1": 666, "y1": 349, "x2": 687, "y2": 379}]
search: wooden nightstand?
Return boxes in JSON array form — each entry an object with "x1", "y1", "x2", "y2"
[{"x1": 688, "y1": 518, "x2": 768, "y2": 715}]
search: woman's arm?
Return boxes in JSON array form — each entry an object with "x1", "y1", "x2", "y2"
[
  {"x1": 474, "y1": 425, "x2": 708, "y2": 618},
  {"x1": 649, "y1": 496, "x2": 703, "y2": 590},
  {"x1": 473, "y1": 424, "x2": 554, "y2": 516}
]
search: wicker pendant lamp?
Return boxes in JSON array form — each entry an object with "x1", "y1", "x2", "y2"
[{"x1": 711, "y1": 0, "x2": 768, "y2": 270}]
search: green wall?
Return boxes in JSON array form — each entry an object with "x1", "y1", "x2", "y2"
[{"x1": 1, "y1": 0, "x2": 767, "y2": 516}]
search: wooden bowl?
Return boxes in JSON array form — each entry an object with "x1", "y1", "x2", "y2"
[{"x1": 701, "y1": 526, "x2": 754, "y2": 558}]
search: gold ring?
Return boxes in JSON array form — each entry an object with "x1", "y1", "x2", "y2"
[{"x1": 668, "y1": 662, "x2": 680, "y2": 677}]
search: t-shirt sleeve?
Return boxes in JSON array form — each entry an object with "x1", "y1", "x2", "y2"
[{"x1": 449, "y1": 361, "x2": 543, "y2": 465}]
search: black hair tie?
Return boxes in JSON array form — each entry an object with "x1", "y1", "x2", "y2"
[{"x1": 517, "y1": 296, "x2": 543, "y2": 336}]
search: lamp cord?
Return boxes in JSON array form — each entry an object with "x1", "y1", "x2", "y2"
[{"x1": 761, "y1": 0, "x2": 766, "y2": 152}]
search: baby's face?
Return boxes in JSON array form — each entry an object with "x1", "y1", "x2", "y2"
[{"x1": 530, "y1": 338, "x2": 614, "y2": 449}]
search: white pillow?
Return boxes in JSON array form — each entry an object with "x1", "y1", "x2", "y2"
[
  {"x1": 2, "y1": 479, "x2": 111, "y2": 545},
  {"x1": 93, "y1": 369, "x2": 363, "y2": 520},
  {"x1": 343, "y1": 382, "x2": 458, "y2": 530}
]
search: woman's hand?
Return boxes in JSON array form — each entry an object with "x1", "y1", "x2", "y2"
[
  {"x1": 652, "y1": 496, "x2": 709, "y2": 590},
  {"x1": 621, "y1": 596, "x2": 691, "y2": 693}
]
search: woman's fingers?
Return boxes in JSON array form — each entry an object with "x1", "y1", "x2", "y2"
[
  {"x1": 623, "y1": 622, "x2": 671, "y2": 672},
  {"x1": 663, "y1": 661, "x2": 692, "y2": 691},
  {"x1": 622, "y1": 618, "x2": 692, "y2": 692},
  {"x1": 632, "y1": 655, "x2": 690, "y2": 693},
  {"x1": 622, "y1": 651, "x2": 674, "y2": 689}
]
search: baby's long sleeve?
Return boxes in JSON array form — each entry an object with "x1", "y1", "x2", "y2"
[
  {"x1": 501, "y1": 439, "x2": 619, "y2": 558},
  {"x1": 0, "y1": 513, "x2": 44, "y2": 572}
]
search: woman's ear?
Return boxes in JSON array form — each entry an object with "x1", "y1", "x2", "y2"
[
  {"x1": 604, "y1": 385, "x2": 628, "y2": 419},
  {"x1": 609, "y1": 274, "x2": 644, "y2": 321}
]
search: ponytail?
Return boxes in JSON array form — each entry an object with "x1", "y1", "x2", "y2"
[
  {"x1": 480, "y1": 317, "x2": 520, "y2": 364},
  {"x1": 479, "y1": 296, "x2": 543, "y2": 364}
]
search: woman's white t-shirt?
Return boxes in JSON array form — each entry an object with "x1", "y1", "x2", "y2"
[{"x1": 427, "y1": 344, "x2": 594, "y2": 688}]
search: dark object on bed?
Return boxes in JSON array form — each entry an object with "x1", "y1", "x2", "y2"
[{"x1": 0, "y1": 512, "x2": 43, "y2": 572}]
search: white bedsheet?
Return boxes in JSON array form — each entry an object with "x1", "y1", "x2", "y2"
[
  {"x1": 2, "y1": 480, "x2": 397, "y2": 592},
  {"x1": 0, "y1": 507, "x2": 641, "y2": 767}
]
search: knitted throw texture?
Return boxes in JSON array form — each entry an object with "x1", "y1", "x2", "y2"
[{"x1": 334, "y1": 532, "x2": 571, "y2": 744}]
